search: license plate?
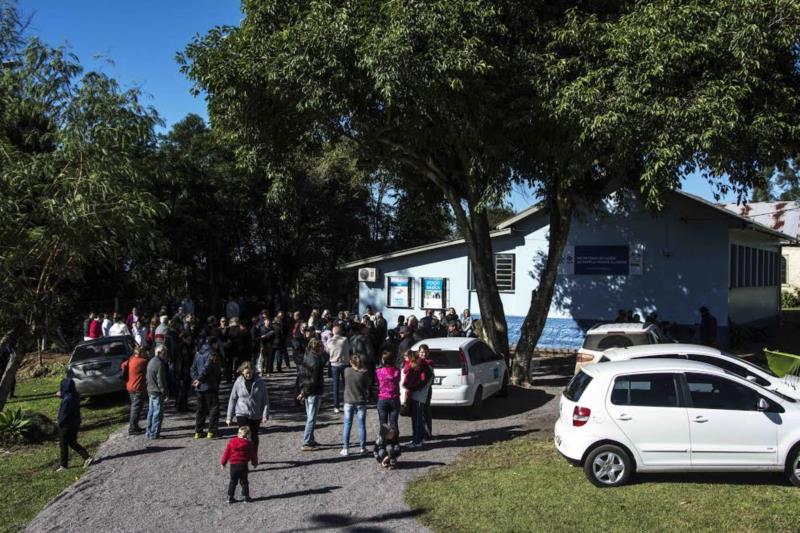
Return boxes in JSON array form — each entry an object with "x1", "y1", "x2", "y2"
[{"x1": 433, "y1": 376, "x2": 443, "y2": 385}]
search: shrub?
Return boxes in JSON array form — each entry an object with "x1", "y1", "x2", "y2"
[
  {"x1": 782, "y1": 288, "x2": 800, "y2": 309},
  {"x1": 23, "y1": 413, "x2": 58, "y2": 444},
  {"x1": 0, "y1": 409, "x2": 31, "y2": 446}
]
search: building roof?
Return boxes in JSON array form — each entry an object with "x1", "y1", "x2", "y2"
[
  {"x1": 341, "y1": 189, "x2": 795, "y2": 269},
  {"x1": 720, "y1": 200, "x2": 800, "y2": 240}
]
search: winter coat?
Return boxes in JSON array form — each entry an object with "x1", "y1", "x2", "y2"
[
  {"x1": 227, "y1": 376, "x2": 270, "y2": 421},
  {"x1": 299, "y1": 351, "x2": 324, "y2": 397},
  {"x1": 350, "y1": 334, "x2": 375, "y2": 364},
  {"x1": 191, "y1": 344, "x2": 220, "y2": 392},
  {"x1": 57, "y1": 378, "x2": 81, "y2": 429},
  {"x1": 403, "y1": 359, "x2": 433, "y2": 403},
  {"x1": 327, "y1": 335, "x2": 351, "y2": 366},
  {"x1": 146, "y1": 356, "x2": 168, "y2": 396},
  {"x1": 221, "y1": 436, "x2": 257, "y2": 466},
  {"x1": 122, "y1": 355, "x2": 149, "y2": 393}
]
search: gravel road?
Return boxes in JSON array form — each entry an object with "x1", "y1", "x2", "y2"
[{"x1": 26, "y1": 357, "x2": 570, "y2": 533}]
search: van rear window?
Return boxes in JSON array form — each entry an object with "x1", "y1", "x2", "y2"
[
  {"x1": 564, "y1": 372, "x2": 593, "y2": 402},
  {"x1": 583, "y1": 333, "x2": 649, "y2": 351},
  {"x1": 423, "y1": 350, "x2": 462, "y2": 369}
]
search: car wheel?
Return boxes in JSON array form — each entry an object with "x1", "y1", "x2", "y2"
[
  {"x1": 786, "y1": 445, "x2": 800, "y2": 487},
  {"x1": 469, "y1": 386, "x2": 483, "y2": 420},
  {"x1": 583, "y1": 444, "x2": 632, "y2": 488},
  {"x1": 497, "y1": 372, "x2": 509, "y2": 397}
]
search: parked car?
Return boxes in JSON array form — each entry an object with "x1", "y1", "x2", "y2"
[
  {"x1": 67, "y1": 336, "x2": 135, "y2": 396},
  {"x1": 400, "y1": 338, "x2": 509, "y2": 417},
  {"x1": 599, "y1": 343, "x2": 800, "y2": 400},
  {"x1": 555, "y1": 358, "x2": 800, "y2": 488},
  {"x1": 574, "y1": 323, "x2": 668, "y2": 374}
]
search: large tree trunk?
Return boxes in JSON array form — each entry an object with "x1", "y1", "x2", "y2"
[
  {"x1": 0, "y1": 322, "x2": 29, "y2": 413},
  {"x1": 512, "y1": 190, "x2": 574, "y2": 385}
]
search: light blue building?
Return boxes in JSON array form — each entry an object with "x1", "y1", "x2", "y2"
[{"x1": 343, "y1": 191, "x2": 792, "y2": 350}]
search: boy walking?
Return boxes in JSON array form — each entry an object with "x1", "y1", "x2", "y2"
[{"x1": 221, "y1": 426, "x2": 257, "y2": 504}]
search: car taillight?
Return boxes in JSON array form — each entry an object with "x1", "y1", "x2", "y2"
[
  {"x1": 572, "y1": 406, "x2": 591, "y2": 427},
  {"x1": 576, "y1": 353, "x2": 595, "y2": 363},
  {"x1": 458, "y1": 349, "x2": 468, "y2": 376}
]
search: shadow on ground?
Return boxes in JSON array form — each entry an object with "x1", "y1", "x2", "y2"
[{"x1": 286, "y1": 508, "x2": 426, "y2": 533}]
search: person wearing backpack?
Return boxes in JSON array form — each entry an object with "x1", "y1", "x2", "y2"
[{"x1": 121, "y1": 346, "x2": 149, "y2": 435}]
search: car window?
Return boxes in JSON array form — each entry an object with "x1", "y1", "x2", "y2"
[
  {"x1": 468, "y1": 342, "x2": 495, "y2": 365},
  {"x1": 610, "y1": 373, "x2": 679, "y2": 407},
  {"x1": 687, "y1": 355, "x2": 770, "y2": 387},
  {"x1": 583, "y1": 332, "x2": 650, "y2": 350},
  {"x1": 72, "y1": 340, "x2": 129, "y2": 362},
  {"x1": 686, "y1": 373, "x2": 765, "y2": 411},
  {"x1": 479, "y1": 343, "x2": 502, "y2": 363},
  {"x1": 564, "y1": 371, "x2": 593, "y2": 402},
  {"x1": 424, "y1": 350, "x2": 462, "y2": 369},
  {"x1": 643, "y1": 354, "x2": 687, "y2": 360}
]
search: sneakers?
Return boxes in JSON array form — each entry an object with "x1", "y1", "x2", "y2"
[
  {"x1": 55, "y1": 466, "x2": 67, "y2": 473},
  {"x1": 340, "y1": 448, "x2": 349, "y2": 456},
  {"x1": 84, "y1": 457, "x2": 94, "y2": 468},
  {"x1": 301, "y1": 445, "x2": 314, "y2": 452},
  {"x1": 358, "y1": 448, "x2": 366, "y2": 455},
  {"x1": 227, "y1": 497, "x2": 235, "y2": 504},
  {"x1": 407, "y1": 442, "x2": 419, "y2": 449},
  {"x1": 206, "y1": 432, "x2": 215, "y2": 439},
  {"x1": 333, "y1": 408, "x2": 340, "y2": 414},
  {"x1": 128, "y1": 427, "x2": 144, "y2": 436},
  {"x1": 194, "y1": 433, "x2": 202, "y2": 439}
]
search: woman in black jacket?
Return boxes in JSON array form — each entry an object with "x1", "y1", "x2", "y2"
[{"x1": 56, "y1": 375, "x2": 93, "y2": 472}]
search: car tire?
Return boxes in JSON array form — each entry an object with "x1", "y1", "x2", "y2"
[
  {"x1": 469, "y1": 386, "x2": 483, "y2": 420},
  {"x1": 583, "y1": 444, "x2": 633, "y2": 488},
  {"x1": 786, "y1": 445, "x2": 800, "y2": 487},
  {"x1": 497, "y1": 372, "x2": 509, "y2": 397}
]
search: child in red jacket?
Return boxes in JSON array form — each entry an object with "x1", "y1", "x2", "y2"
[{"x1": 221, "y1": 426, "x2": 257, "y2": 503}]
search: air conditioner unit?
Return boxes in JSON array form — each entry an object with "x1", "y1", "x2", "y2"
[{"x1": 358, "y1": 267, "x2": 378, "y2": 282}]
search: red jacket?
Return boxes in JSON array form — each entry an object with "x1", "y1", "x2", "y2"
[
  {"x1": 88, "y1": 319, "x2": 102, "y2": 339},
  {"x1": 121, "y1": 356, "x2": 149, "y2": 393},
  {"x1": 221, "y1": 436, "x2": 257, "y2": 466}
]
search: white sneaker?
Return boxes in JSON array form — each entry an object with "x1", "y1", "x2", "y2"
[
  {"x1": 84, "y1": 457, "x2": 94, "y2": 468},
  {"x1": 340, "y1": 448, "x2": 349, "y2": 456},
  {"x1": 55, "y1": 466, "x2": 67, "y2": 473},
  {"x1": 359, "y1": 448, "x2": 366, "y2": 455},
  {"x1": 334, "y1": 408, "x2": 340, "y2": 414}
]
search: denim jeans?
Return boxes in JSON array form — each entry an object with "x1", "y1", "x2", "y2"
[
  {"x1": 377, "y1": 398, "x2": 400, "y2": 433},
  {"x1": 146, "y1": 394, "x2": 164, "y2": 439},
  {"x1": 303, "y1": 395, "x2": 321, "y2": 445},
  {"x1": 331, "y1": 365, "x2": 345, "y2": 409},
  {"x1": 411, "y1": 400, "x2": 425, "y2": 445},
  {"x1": 272, "y1": 347, "x2": 287, "y2": 372},
  {"x1": 342, "y1": 403, "x2": 367, "y2": 450}
]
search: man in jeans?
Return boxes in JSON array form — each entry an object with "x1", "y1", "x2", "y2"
[
  {"x1": 121, "y1": 346, "x2": 149, "y2": 435},
  {"x1": 298, "y1": 338, "x2": 324, "y2": 451},
  {"x1": 145, "y1": 345, "x2": 168, "y2": 441},
  {"x1": 326, "y1": 325, "x2": 350, "y2": 414}
]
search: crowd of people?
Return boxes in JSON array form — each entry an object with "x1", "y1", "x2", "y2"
[{"x1": 66, "y1": 301, "x2": 480, "y2": 502}]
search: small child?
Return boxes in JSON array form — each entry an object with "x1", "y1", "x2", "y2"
[
  {"x1": 373, "y1": 424, "x2": 401, "y2": 469},
  {"x1": 55, "y1": 373, "x2": 93, "y2": 472},
  {"x1": 220, "y1": 426, "x2": 257, "y2": 503}
]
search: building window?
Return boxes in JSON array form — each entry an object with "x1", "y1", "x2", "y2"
[
  {"x1": 730, "y1": 244, "x2": 737, "y2": 288},
  {"x1": 469, "y1": 254, "x2": 516, "y2": 292},
  {"x1": 782, "y1": 256, "x2": 788, "y2": 285}
]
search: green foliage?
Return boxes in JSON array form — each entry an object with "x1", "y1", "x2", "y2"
[
  {"x1": 0, "y1": 408, "x2": 30, "y2": 446},
  {"x1": 782, "y1": 288, "x2": 800, "y2": 309}
]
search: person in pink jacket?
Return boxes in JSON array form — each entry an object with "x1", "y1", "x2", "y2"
[{"x1": 375, "y1": 350, "x2": 402, "y2": 433}]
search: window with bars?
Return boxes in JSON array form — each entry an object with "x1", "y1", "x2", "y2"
[
  {"x1": 729, "y1": 245, "x2": 780, "y2": 289},
  {"x1": 469, "y1": 254, "x2": 516, "y2": 292}
]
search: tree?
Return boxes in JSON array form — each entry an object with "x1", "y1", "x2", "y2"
[
  {"x1": 179, "y1": 0, "x2": 541, "y2": 359},
  {"x1": 752, "y1": 160, "x2": 800, "y2": 202},
  {"x1": 0, "y1": 22, "x2": 163, "y2": 410}
]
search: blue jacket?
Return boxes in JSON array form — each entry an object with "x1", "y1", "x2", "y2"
[
  {"x1": 57, "y1": 378, "x2": 81, "y2": 429},
  {"x1": 191, "y1": 343, "x2": 220, "y2": 392}
]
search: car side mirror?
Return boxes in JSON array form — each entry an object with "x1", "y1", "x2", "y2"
[
  {"x1": 757, "y1": 398, "x2": 769, "y2": 411},
  {"x1": 746, "y1": 375, "x2": 758, "y2": 383}
]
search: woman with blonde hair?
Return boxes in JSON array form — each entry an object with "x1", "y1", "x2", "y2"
[{"x1": 226, "y1": 361, "x2": 269, "y2": 460}]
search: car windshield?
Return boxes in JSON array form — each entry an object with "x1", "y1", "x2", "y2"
[
  {"x1": 583, "y1": 333, "x2": 649, "y2": 351},
  {"x1": 420, "y1": 350, "x2": 462, "y2": 369},
  {"x1": 72, "y1": 340, "x2": 129, "y2": 362},
  {"x1": 564, "y1": 371, "x2": 593, "y2": 402}
]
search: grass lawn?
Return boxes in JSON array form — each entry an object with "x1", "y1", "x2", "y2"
[
  {"x1": 0, "y1": 376, "x2": 127, "y2": 533},
  {"x1": 406, "y1": 437, "x2": 800, "y2": 533}
]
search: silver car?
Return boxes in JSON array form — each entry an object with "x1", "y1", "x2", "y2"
[{"x1": 68, "y1": 336, "x2": 134, "y2": 396}]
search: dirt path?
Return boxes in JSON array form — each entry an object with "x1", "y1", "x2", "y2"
[{"x1": 26, "y1": 358, "x2": 570, "y2": 533}]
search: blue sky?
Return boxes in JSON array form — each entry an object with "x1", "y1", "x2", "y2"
[{"x1": 21, "y1": 0, "x2": 738, "y2": 208}]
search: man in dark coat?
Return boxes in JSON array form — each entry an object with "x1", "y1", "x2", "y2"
[{"x1": 56, "y1": 375, "x2": 92, "y2": 471}]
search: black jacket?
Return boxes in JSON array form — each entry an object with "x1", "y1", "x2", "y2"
[
  {"x1": 397, "y1": 335, "x2": 415, "y2": 360},
  {"x1": 299, "y1": 351, "x2": 324, "y2": 396},
  {"x1": 57, "y1": 378, "x2": 81, "y2": 429},
  {"x1": 350, "y1": 334, "x2": 375, "y2": 364}
]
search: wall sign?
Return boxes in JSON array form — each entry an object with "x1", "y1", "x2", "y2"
[
  {"x1": 421, "y1": 278, "x2": 446, "y2": 309},
  {"x1": 387, "y1": 276, "x2": 412, "y2": 308},
  {"x1": 574, "y1": 245, "x2": 630, "y2": 275}
]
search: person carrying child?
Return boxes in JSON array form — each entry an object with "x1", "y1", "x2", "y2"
[
  {"x1": 220, "y1": 426, "x2": 258, "y2": 504},
  {"x1": 55, "y1": 373, "x2": 93, "y2": 472},
  {"x1": 373, "y1": 424, "x2": 401, "y2": 469}
]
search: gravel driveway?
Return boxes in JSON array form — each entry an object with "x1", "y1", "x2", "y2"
[{"x1": 26, "y1": 357, "x2": 570, "y2": 533}]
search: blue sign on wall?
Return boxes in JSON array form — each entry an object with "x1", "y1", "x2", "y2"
[{"x1": 574, "y1": 246, "x2": 629, "y2": 275}]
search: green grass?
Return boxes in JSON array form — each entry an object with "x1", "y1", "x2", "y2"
[
  {"x1": 406, "y1": 438, "x2": 800, "y2": 533},
  {"x1": 0, "y1": 376, "x2": 127, "y2": 533}
]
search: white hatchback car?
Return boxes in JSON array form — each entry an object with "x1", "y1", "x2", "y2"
[
  {"x1": 400, "y1": 338, "x2": 509, "y2": 417},
  {"x1": 574, "y1": 323, "x2": 667, "y2": 374},
  {"x1": 555, "y1": 358, "x2": 800, "y2": 487},
  {"x1": 599, "y1": 343, "x2": 800, "y2": 400}
]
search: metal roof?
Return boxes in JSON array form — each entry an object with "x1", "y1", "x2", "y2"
[{"x1": 720, "y1": 201, "x2": 800, "y2": 240}]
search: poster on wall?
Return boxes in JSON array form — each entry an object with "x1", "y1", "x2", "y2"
[
  {"x1": 574, "y1": 245, "x2": 629, "y2": 275},
  {"x1": 629, "y1": 244, "x2": 644, "y2": 275},
  {"x1": 387, "y1": 276, "x2": 411, "y2": 308},
  {"x1": 421, "y1": 278, "x2": 446, "y2": 309}
]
